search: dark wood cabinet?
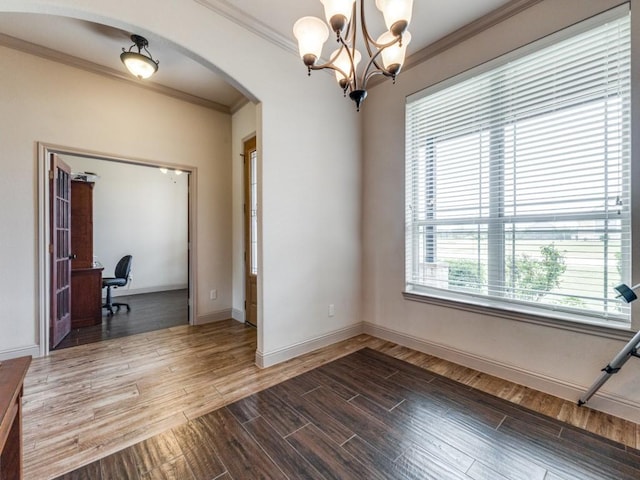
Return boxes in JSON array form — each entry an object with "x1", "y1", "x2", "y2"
[
  {"x1": 0, "y1": 356, "x2": 31, "y2": 480},
  {"x1": 70, "y1": 181, "x2": 102, "y2": 327},
  {"x1": 71, "y1": 181, "x2": 94, "y2": 269},
  {"x1": 71, "y1": 267, "x2": 103, "y2": 327}
]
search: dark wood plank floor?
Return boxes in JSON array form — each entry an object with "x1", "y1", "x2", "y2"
[
  {"x1": 56, "y1": 347, "x2": 640, "y2": 480},
  {"x1": 56, "y1": 289, "x2": 188, "y2": 350}
]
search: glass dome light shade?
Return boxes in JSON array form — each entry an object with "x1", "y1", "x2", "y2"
[
  {"x1": 293, "y1": 16, "x2": 330, "y2": 65},
  {"x1": 375, "y1": 0, "x2": 414, "y2": 36},
  {"x1": 378, "y1": 30, "x2": 411, "y2": 75},
  {"x1": 320, "y1": 0, "x2": 355, "y2": 32},
  {"x1": 331, "y1": 48, "x2": 361, "y2": 87},
  {"x1": 120, "y1": 52, "x2": 158, "y2": 79}
]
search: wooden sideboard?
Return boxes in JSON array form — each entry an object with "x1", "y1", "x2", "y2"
[{"x1": 0, "y1": 356, "x2": 31, "y2": 480}]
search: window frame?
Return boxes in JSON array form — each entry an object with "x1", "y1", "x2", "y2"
[{"x1": 403, "y1": 5, "x2": 633, "y2": 334}]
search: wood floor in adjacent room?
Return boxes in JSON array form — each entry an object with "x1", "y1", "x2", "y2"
[
  {"x1": 23, "y1": 320, "x2": 640, "y2": 480},
  {"x1": 55, "y1": 289, "x2": 189, "y2": 350}
]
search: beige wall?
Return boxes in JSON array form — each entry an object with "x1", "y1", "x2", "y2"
[
  {"x1": 0, "y1": 44, "x2": 232, "y2": 356},
  {"x1": 362, "y1": 0, "x2": 640, "y2": 422},
  {"x1": 0, "y1": 0, "x2": 362, "y2": 364}
]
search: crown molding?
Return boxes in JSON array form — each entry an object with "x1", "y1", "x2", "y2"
[
  {"x1": 193, "y1": 0, "x2": 298, "y2": 56},
  {"x1": 402, "y1": 0, "x2": 544, "y2": 73},
  {"x1": 0, "y1": 32, "x2": 232, "y2": 114},
  {"x1": 230, "y1": 96, "x2": 251, "y2": 115}
]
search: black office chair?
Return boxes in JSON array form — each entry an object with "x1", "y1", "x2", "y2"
[{"x1": 102, "y1": 255, "x2": 133, "y2": 315}]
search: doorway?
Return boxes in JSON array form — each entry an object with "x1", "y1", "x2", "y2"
[
  {"x1": 244, "y1": 137, "x2": 258, "y2": 327},
  {"x1": 40, "y1": 143, "x2": 196, "y2": 353}
]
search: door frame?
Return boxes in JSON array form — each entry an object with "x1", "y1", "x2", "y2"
[
  {"x1": 37, "y1": 142, "x2": 197, "y2": 356},
  {"x1": 243, "y1": 136, "x2": 257, "y2": 327}
]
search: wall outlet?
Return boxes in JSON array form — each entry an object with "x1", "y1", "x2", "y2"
[
  {"x1": 328, "y1": 304, "x2": 335, "y2": 317},
  {"x1": 210, "y1": 289, "x2": 217, "y2": 300}
]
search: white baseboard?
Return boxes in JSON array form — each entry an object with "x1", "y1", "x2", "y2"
[
  {"x1": 363, "y1": 322, "x2": 640, "y2": 424},
  {"x1": 108, "y1": 285, "x2": 188, "y2": 298},
  {"x1": 0, "y1": 344, "x2": 40, "y2": 361},
  {"x1": 196, "y1": 309, "x2": 233, "y2": 325},
  {"x1": 232, "y1": 308, "x2": 245, "y2": 322},
  {"x1": 256, "y1": 323, "x2": 364, "y2": 368}
]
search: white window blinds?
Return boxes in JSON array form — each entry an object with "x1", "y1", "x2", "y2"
[{"x1": 405, "y1": 8, "x2": 631, "y2": 325}]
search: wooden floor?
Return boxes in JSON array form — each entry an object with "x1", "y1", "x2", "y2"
[
  {"x1": 58, "y1": 347, "x2": 640, "y2": 480},
  {"x1": 23, "y1": 320, "x2": 640, "y2": 479},
  {"x1": 56, "y1": 289, "x2": 188, "y2": 349}
]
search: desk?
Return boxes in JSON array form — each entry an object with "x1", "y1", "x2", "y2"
[
  {"x1": 71, "y1": 267, "x2": 104, "y2": 327},
  {"x1": 0, "y1": 356, "x2": 31, "y2": 480}
]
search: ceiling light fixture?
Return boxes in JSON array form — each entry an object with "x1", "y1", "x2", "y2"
[
  {"x1": 120, "y1": 34, "x2": 159, "y2": 80},
  {"x1": 293, "y1": 0, "x2": 413, "y2": 111}
]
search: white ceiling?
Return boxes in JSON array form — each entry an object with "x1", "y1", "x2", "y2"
[{"x1": 0, "y1": 0, "x2": 513, "y2": 111}]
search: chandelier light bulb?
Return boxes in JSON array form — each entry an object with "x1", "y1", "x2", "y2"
[
  {"x1": 378, "y1": 30, "x2": 411, "y2": 75},
  {"x1": 293, "y1": 16, "x2": 330, "y2": 66},
  {"x1": 331, "y1": 48, "x2": 362, "y2": 88},
  {"x1": 320, "y1": 0, "x2": 356, "y2": 33},
  {"x1": 375, "y1": 0, "x2": 414, "y2": 36}
]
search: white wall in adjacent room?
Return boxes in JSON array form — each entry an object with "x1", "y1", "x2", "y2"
[{"x1": 62, "y1": 156, "x2": 189, "y2": 295}]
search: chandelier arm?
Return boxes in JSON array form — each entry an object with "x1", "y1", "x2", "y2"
[
  {"x1": 359, "y1": 39, "x2": 398, "y2": 90},
  {"x1": 364, "y1": 68, "x2": 389, "y2": 86},
  {"x1": 370, "y1": 34, "x2": 402, "y2": 50},
  {"x1": 359, "y1": 0, "x2": 378, "y2": 49},
  {"x1": 349, "y1": 2, "x2": 359, "y2": 91},
  {"x1": 359, "y1": 0, "x2": 385, "y2": 80},
  {"x1": 344, "y1": 2, "x2": 356, "y2": 42},
  {"x1": 307, "y1": 62, "x2": 351, "y2": 82},
  {"x1": 310, "y1": 38, "x2": 352, "y2": 80}
]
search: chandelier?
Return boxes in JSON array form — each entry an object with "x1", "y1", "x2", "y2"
[{"x1": 293, "y1": 0, "x2": 414, "y2": 111}]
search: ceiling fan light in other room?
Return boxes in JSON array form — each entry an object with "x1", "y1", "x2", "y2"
[{"x1": 120, "y1": 34, "x2": 159, "y2": 80}]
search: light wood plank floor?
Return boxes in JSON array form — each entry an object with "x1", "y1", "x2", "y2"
[
  {"x1": 23, "y1": 320, "x2": 640, "y2": 480},
  {"x1": 59, "y1": 347, "x2": 640, "y2": 480}
]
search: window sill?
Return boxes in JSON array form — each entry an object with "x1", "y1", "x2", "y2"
[{"x1": 402, "y1": 291, "x2": 635, "y2": 342}]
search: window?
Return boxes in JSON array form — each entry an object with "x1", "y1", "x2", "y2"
[{"x1": 405, "y1": 8, "x2": 631, "y2": 326}]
